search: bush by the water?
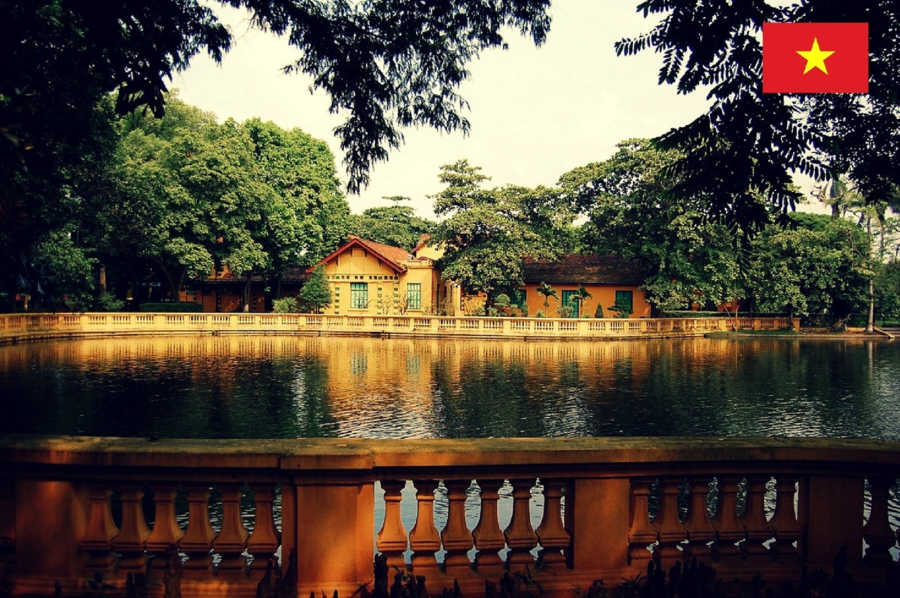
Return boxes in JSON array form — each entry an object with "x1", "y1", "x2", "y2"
[
  {"x1": 272, "y1": 297, "x2": 299, "y2": 313},
  {"x1": 138, "y1": 302, "x2": 203, "y2": 312}
]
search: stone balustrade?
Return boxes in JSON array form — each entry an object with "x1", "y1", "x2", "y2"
[
  {"x1": 0, "y1": 313, "x2": 798, "y2": 344},
  {"x1": 0, "y1": 436, "x2": 897, "y2": 597}
]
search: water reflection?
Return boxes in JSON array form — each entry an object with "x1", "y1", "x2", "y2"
[{"x1": 1, "y1": 336, "x2": 899, "y2": 440}]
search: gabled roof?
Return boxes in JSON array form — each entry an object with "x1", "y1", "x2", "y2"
[
  {"x1": 308, "y1": 235, "x2": 412, "y2": 274},
  {"x1": 412, "y1": 234, "x2": 432, "y2": 254},
  {"x1": 523, "y1": 254, "x2": 647, "y2": 285}
]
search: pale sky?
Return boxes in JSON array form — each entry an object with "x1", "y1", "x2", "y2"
[{"x1": 176, "y1": 0, "x2": 823, "y2": 219}]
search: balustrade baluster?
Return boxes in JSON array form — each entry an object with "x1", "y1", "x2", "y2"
[
  {"x1": 535, "y1": 480, "x2": 570, "y2": 567},
  {"x1": 112, "y1": 486, "x2": 151, "y2": 573},
  {"x1": 145, "y1": 487, "x2": 185, "y2": 559},
  {"x1": 247, "y1": 486, "x2": 281, "y2": 571},
  {"x1": 376, "y1": 480, "x2": 409, "y2": 570},
  {"x1": 441, "y1": 479, "x2": 474, "y2": 577},
  {"x1": 711, "y1": 477, "x2": 744, "y2": 562},
  {"x1": 179, "y1": 485, "x2": 217, "y2": 575},
  {"x1": 79, "y1": 485, "x2": 119, "y2": 572},
  {"x1": 768, "y1": 477, "x2": 802, "y2": 564},
  {"x1": 683, "y1": 479, "x2": 716, "y2": 560},
  {"x1": 409, "y1": 480, "x2": 441, "y2": 578},
  {"x1": 741, "y1": 476, "x2": 772, "y2": 563},
  {"x1": 628, "y1": 478, "x2": 657, "y2": 567},
  {"x1": 213, "y1": 485, "x2": 250, "y2": 578},
  {"x1": 472, "y1": 480, "x2": 505, "y2": 575},
  {"x1": 654, "y1": 478, "x2": 686, "y2": 564},
  {"x1": 863, "y1": 477, "x2": 898, "y2": 564},
  {"x1": 505, "y1": 478, "x2": 539, "y2": 567}
]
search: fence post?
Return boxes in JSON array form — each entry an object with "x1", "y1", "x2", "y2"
[
  {"x1": 569, "y1": 477, "x2": 630, "y2": 575},
  {"x1": 803, "y1": 475, "x2": 865, "y2": 569},
  {"x1": 285, "y1": 453, "x2": 374, "y2": 598},
  {"x1": 14, "y1": 480, "x2": 90, "y2": 595}
]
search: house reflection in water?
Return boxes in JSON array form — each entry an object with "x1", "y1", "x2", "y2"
[{"x1": 5, "y1": 334, "x2": 889, "y2": 441}]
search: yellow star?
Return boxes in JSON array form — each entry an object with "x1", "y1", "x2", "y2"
[{"x1": 797, "y1": 37, "x2": 835, "y2": 75}]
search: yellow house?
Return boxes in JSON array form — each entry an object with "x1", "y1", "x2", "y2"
[
  {"x1": 520, "y1": 254, "x2": 651, "y2": 318},
  {"x1": 309, "y1": 235, "x2": 460, "y2": 315}
]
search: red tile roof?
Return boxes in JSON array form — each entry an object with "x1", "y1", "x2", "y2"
[
  {"x1": 307, "y1": 235, "x2": 412, "y2": 273},
  {"x1": 523, "y1": 254, "x2": 647, "y2": 285}
]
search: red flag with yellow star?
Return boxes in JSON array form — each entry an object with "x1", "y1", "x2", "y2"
[{"x1": 762, "y1": 23, "x2": 869, "y2": 93}]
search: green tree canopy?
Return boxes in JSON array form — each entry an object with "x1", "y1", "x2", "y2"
[
  {"x1": 299, "y1": 265, "x2": 332, "y2": 314},
  {"x1": 347, "y1": 197, "x2": 436, "y2": 251},
  {"x1": 562, "y1": 139, "x2": 749, "y2": 313},
  {"x1": 618, "y1": 1, "x2": 900, "y2": 228},
  {"x1": 97, "y1": 96, "x2": 347, "y2": 305},
  {"x1": 747, "y1": 213, "x2": 870, "y2": 322},
  {"x1": 432, "y1": 160, "x2": 568, "y2": 296}
]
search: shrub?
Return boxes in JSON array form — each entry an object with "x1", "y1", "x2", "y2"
[
  {"x1": 535, "y1": 310, "x2": 545, "y2": 318},
  {"x1": 138, "y1": 302, "x2": 203, "y2": 312},
  {"x1": 96, "y1": 292, "x2": 125, "y2": 312},
  {"x1": 487, "y1": 307, "x2": 499, "y2": 317},
  {"x1": 474, "y1": 306, "x2": 485, "y2": 316},
  {"x1": 494, "y1": 293, "x2": 511, "y2": 307},
  {"x1": 272, "y1": 297, "x2": 299, "y2": 313},
  {"x1": 594, "y1": 304, "x2": 604, "y2": 318},
  {"x1": 556, "y1": 305, "x2": 574, "y2": 318},
  {"x1": 300, "y1": 265, "x2": 332, "y2": 313},
  {"x1": 521, "y1": 303, "x2": 529, "y2": 317}
]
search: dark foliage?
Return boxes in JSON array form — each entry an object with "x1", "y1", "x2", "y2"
[{"x1": 616, "y1": 0, "x2": 900, "y2": 229}]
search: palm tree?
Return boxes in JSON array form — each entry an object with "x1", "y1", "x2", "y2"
[
  {"x1": 537, "y1": 282, "x2": 558, "y2": 311},
  {"x1": 572, "y1": 285, "x2": 593, "y2": 317}
]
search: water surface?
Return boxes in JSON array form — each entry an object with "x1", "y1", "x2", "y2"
[{"x1": 2, "y1": 335, "x2": 898, "y2": 440}]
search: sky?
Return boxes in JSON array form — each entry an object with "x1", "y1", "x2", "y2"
[{"x1": 176, "y1": 0, "x2": 823, "y2": 219}]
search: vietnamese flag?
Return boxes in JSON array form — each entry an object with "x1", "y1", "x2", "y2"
[{"x1": 762, "y1": 23, "x2": 869, "y2": 93}]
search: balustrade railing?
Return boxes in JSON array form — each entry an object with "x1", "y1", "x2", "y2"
[
  {"x1": 0, "y1": 436, "x2": 897, "y2": 598},
  {"x1": 0, "y1": 312, "x2": 799, "y2": 343}
]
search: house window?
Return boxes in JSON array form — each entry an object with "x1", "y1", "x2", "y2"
[
  {"x1": 407, "y1": 283, "x2": 422, "y2": 310},
  {"x1": 615, "y1": 290, "x2": 634, "y2": 315},
  {"x1": 514, "y1": 289, "x2": 526, "y2": 307},
  {"x1": 561, "y1": 290, "x2": 579, "y2": 317},
  {"x1": 351, "y1": 283, "x2": 368, "y2": 309}
]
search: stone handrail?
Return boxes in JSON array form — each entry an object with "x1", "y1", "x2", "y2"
[
  {"x1": 0, "y1": 313, "x2": 798, "y2": 343},
  {"x1": 0, "y1": 436, "x2": 897, "y2": 597}
]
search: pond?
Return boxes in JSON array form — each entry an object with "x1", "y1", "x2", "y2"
[{"x1": 2, "y1": 335, "x2": 899, "y2": 440}]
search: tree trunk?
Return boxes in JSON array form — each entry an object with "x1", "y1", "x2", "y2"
[
  {"x1": 98, "y1": 264, "x2": 107, "y2": 294},
  {"x1": 867, "y1": 278, "x2": 875, "y2": 334},
  {"x1": 175, "y1": 267, "x2": 188, "y2": 303},
  {"x1": 866, "y1": 216, "x2": 874, "y2": 334},
  {"x1": 242, "y1": 277, "x2": 252, "y2": 313},
  {"x1": 156, "y1": 260, "x2": 179, "y2": 302}
]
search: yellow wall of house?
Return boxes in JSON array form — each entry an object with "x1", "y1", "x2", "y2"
[
  {"x1": 414, "y1": 244, "x2": 445, "y2": 261},
  {"x1": 322, "y1": 246, "x2": 402, "y2": 315},
  {"x1": 402, "y1": 265, "x2": 433, "y2": 314},
  {"x1": 521, "y1": 283, "x2": 650, "y2": 318}
]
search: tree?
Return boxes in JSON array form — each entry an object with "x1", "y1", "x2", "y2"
[
  {"x1": 299, "y1": 265, "x2": 332, "y2": 314},
  {"x1": 536, "y1": 282, "x2": 558, "y2": 311},
  {"x1": 242, "y1": 117, "x2": 349, "y2": 299},
  {"x1": 2, "y1": 0, "x2": 553, "y2": 203},
  {"x1": 96, "y1": 96, "x2": 349, "y2": 308},
  {"x1": 616, "y1": 1, "x2": 900, "y2": 229},
  {"x1": 562, "y1": 139, "x2": 749, "y2": 314},
  {"x1": 572, "y1": 285, "x2": 592, "y2": 318},
  {"x1": 432, "y1": 160, "x2": 565, "y2": 296},
  {"x1": 746, "y1": 213, "x2": 869, "y2": 327},
  {"x1": 347, "y1": 197, "x2": 435, "y2": 251}
]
